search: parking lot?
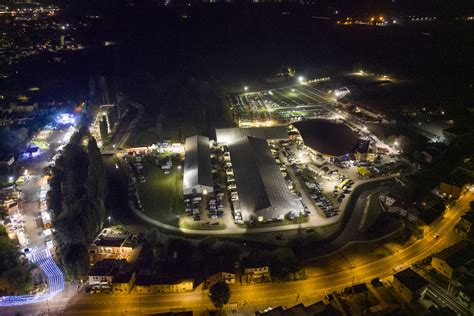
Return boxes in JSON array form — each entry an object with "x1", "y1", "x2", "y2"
[{"x1": 229, "y1": 83, "x2": 337, "y2": 125}]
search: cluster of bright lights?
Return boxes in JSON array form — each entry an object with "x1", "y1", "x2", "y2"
[
  {"x1": 55, "y1": 113, "x2": 76, "y2": 125},
  {"x1": 0, "y1": 249, "x2": 64, "y2": 306}
]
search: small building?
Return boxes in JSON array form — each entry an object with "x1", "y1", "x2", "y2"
[
  {"x1": 456, "y1": 210, "x2": 474, "y2": 239},
  {"x1": 420, "y1": 147, "x2": 443, "y2": 164},
  {"x1": 392, "y1": 268, "x2": 428, "y2": 304},
  {"x1": 440, "y1": 167, "x2": 472, "y2": 199},
  {"x1": 206, "y1": 271, "x2": 236, "y2": 288},
  {"x1": 256, "y1": 301, "x2": 339, "y2": 316},
  {"x1": 243, "y1": 256, "x2": 271, "y2": 283},
  {"x1": 183, "y1": 135, "x2": 213, "y2": 196},
  {"x1": 89, "y1": 231, "x2": 134, "y2": 263},
  {"x1": 112, "y1": 271, "x2": 136, "y2": 294},
  {"x1": 354, "y1": 139, "x2": 375, "y2": 162},
  {"x1": 88, "y1": 259, "x2": 125, "y2": 286},
  {"x1": 379, "y1": 193, "x2": 419, "y2": 223},
  {"x1": 134, "y1": 271, "x2": 194, "y2": 294},
  {"x1": 431, "y1": 241, "x2": 474, "y2": 280}
]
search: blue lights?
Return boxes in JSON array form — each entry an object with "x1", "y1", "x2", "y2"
[
  {"x1": 55, "y1": 113, "x2": 76, "y2": 126},
  {"x1": 0, "y1": 249, "x2": 64, "y2": 307}
]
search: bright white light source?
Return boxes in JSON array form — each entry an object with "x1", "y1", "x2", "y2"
[
  {"x1": 244, "y1": 86, "x2": 248, "y2": 91},
  {"x1": 298, "y1": 76, "x2": 305, "y2": 83}
]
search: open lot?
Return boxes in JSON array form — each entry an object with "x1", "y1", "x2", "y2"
[{"x1": 134, "y1": 157, "x2": 185, "y2": 226}]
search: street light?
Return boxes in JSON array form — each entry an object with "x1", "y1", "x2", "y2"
[
  {"x1": 298, "y1": 76, "x2": 305, "y2": 83},
  {"x1": 394, "y1": 141, "x2": 399, "y2": 146},
  {"x1": 243, "y1": 86, "x2": 248, "y2": 92}
]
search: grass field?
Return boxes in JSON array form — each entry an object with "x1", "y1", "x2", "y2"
[{"x1": 136, "y1": 160, "x2": 185, "y2": 226}]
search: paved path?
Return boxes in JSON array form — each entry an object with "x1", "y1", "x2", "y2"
[{"x1": 128, "y1": 174, "x2": 398, "y2": 236}]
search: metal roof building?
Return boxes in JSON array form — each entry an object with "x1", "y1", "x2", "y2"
[
  {"x1": 292, "y1": 120, "x2": 359, "y2": 158},
  {"x1": 183, "y1": 135, "x2": 213, "y2": 196},
  {"x1": 228, "y1": 136, "x2": 300, "y2": 220},
  {"x1": 215, "y1": 126, "x2": 288, "y2": 144}
]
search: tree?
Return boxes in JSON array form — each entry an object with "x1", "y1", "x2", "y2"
[
  {"x1": 209, "y1": 281, "x2": 231, "y2": 309},
  {"x1": 60, "y1": 243, "x2": 90, "y2": 280},
  {"x1": 3, "y1": 265, "x2": 33, "y2": 293},
  {"x1": 270, "y1": 248, "x2": 300, "y2": 280}
]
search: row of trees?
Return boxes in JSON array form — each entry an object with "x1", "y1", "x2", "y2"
[
  {"x1": 0, "y1": 226, "x2": 32, "y2": 294},
  {"x1": 48, "y1": 127, "x2": 107, "y2": 280}
]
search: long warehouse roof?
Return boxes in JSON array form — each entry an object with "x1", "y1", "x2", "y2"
[
  {"x1": 183, "y1": 135, "x2": 213, "y2": 194},
  {"x1": 215, "y1": 126, "x2": 288, "y2": 144},
  {"x1": 228, "y1": 136, "x2": 299, "y2": 220}
]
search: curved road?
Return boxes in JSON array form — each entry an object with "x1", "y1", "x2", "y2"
[{"x1": 5, "y1": 191, "x2": 470, "y2": 315}]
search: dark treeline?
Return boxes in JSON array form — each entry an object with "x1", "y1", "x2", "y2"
[
  {"x1": 48, "y1": 127, "x2": 107, "y2": 280},
  {"x1": 0, "y1": 226, "x2": 33, "y2": 294}
]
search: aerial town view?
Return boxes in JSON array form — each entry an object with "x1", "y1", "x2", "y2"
[{"x1": 0, "y1": 0, "x2": 473, "y2": 315}]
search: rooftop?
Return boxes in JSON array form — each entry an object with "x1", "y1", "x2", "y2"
[
  {"x1": 228, "y1": 136, "x2": 300, "y2": 220},
  {"x1": 215, "y1": 126, "x2": 288, "y2": 144},
  {"x1": 89, "y1": 259, "x2": 125, "y2": 277},
  {"x1": 393, "y1": 268, "x2": 428, "y2": 292},
  {"x1": 433, "y1": 240, "x2": 474, "y2": 269},
  {"x1": 293, "y1": 120, "x2": 359, "y2": 157},
  {"x1": 183, "y1": 135, "x2": 213, "y2": 195}
]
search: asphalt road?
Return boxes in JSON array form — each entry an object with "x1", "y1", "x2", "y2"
[{"x1": 7, "y1": 191, "x2": 468, "y2": 316}]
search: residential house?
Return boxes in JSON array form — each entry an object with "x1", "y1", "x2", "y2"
[
  {"x1": 88, "y1": 259, "x2": 125, "y2": 286},
  {"x1": 392, "y1": 268, "x2": 428, "y2": 304},
  {"x1": 89, "y1": 229, "x2": 135, "y2": 263},
  {"x1": 379, "y1": 193, "x2": 420, "y2": 223},
  {"x1": 134, "y1": 271, "x2": 194, "y2": 294},
  {"x1": 431, "y1": 241, "x2": 474, "y2": 312},
  {"x1": 256, "y1": 301, "x2": 339, "y2": 316},
  {"x1": 243, "y1": 256, "x2": 271, "y2": 283},
  {"x1": 112, "y1": 271, "x2": 136, "y2": 294},
  {"x1": 206, "y1": 271, "x2": 236, "y2": 288},
  {"x1": 431, "y1": 241, "x2": 474, "y2": 280},
  {"x1": 456, "y1": 210, "x2": 474, "y2": 239}
]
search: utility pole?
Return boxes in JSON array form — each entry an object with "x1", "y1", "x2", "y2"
[{"x1": 46, "y1": 299, "x2": 51, "y2": 314}]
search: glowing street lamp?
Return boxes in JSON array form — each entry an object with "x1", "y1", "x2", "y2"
[
  {"x1": 298, "y1": 76, "x2": 305, "y2": 83},
  {"x1": 244, "y1": 86, "x2": 249, "y2": 92},
  {"x1": 394, "y1": 140, "x2": 399, "y2": 147}
]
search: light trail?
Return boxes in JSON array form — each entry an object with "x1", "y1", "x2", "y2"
[{"x1": 0, "y1": 248, "x2": 64, "y2": 306}]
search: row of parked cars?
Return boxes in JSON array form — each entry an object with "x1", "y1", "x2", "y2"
[
  {"x1": 305, "y1": 181, "x2": 340, "y2": 218},
  {"x1": 124, "y1": 156, "x2": 144, "y2": 212},
  {"x1": 208, "y1": 190, "x2": 225, "y2": 219},
  {"x1": 184, "y1": 195, "x2": 203, "y2": 221}
]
